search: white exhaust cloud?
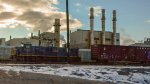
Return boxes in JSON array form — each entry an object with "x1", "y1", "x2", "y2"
[{"x1": 120, "y1": 28, "x2": 135, "y2": 45}]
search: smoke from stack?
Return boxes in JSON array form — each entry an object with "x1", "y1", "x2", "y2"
[
  {"x1": 90, "y1": 7, "x2": 94, "y2": 47},
  {"x1": 101, "y1": 9, "x2": 106, "y2": 45},
  {"x1": 112, "y1": 10, "x2": 117, "y2": 45}
]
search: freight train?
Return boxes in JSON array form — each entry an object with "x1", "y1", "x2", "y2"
[{"x1": 0, "y1": 44, "x2": 150, "y2": 64}]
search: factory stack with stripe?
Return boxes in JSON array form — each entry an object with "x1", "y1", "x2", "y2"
[
  {"x1": 54, "y1": 18, "x2": 61, "y2": 47},
  {"x1": 90, "y1": 7, "x2": 94, "y2": 47},
  {"x1": 112, "y1": 10, "x2": 117, "y2": 45},
  {"x1": 101, "y1": 9, "x2": 106, "y2": 45}
]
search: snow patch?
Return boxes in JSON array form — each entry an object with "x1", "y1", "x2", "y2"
[{"x1": 0, "y1": 65, "x2": 150, "y2": 84}]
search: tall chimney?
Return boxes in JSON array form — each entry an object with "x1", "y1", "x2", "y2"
[
  {"x1": 112, "y1": 10, "x2": 117, "y2": 45},
  {"x1": 101, "y1": 9, "x2": 106, "y2": 45},
  {"x1": 38, "y1": 30, "x2": 41, "y2": 46},
  {"x1": 10, "y1": 35, "x2": 12, "y2": 40},
  {"x1": 38, "y1": 30, "x2": 40, "y2": 37},
  {"x1": 54, "y1": 18, "x2": 61, "y2": 47},
  {"x1": 31, "y1": 33, "x2": 33, "y2": 39},
  {"x1": 90, "y1": 7, "x2": 94, "y2": 47}
]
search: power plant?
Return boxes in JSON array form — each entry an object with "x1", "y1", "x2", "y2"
[
  {"x1": 0, "y1": 8, "x2": 120, "y2": 48},
  {"x1": 0, "y1": 7, "x2": 150, "y2": 65},
  {"x1": 5, "y1": 19, "x2": 61, "y2": 47},
  {"x1": 70, "y1": 8, "x2": 120, "y2": 49}
]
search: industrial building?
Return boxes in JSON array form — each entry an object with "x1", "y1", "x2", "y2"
[
  {"x1": 3, "y1": 8, "x2": 120, "y2": 49},
  {"x1": 5, "y1": 19, "x2": 61, "y2": 47},
  {"x1": 0, "y1": 38, "x2": 6, "y2": 46},
  {"x1": 6, "y1": 38, "x2": 39, "y2": 47},
  {"x1": 31, "y1": 18, "x2": 61, "y2": 47},
  {"x1": 130, "y1": 38, "x2": 150, "y2": 47},
  {"x1": 70, "y1": 8, "x2": 120, "y2": 49}
]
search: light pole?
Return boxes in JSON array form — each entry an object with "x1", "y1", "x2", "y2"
[{"x1": 66, "y1": 0, "x2": 70, "y2": 62}]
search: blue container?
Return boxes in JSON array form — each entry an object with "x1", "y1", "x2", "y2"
[{"x1": 148, "y1": 51, "x2": 150, "y2": 60}]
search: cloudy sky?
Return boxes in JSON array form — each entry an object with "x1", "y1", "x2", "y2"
[{"x1": 0, "y1": 0, "x2": 150, "y2": 45}]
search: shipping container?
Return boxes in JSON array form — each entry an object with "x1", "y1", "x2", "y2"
[{"x1": 79, "y1": 49, "x2": 91, "y2": 62}]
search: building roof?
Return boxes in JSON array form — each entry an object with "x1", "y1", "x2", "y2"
[{"x1": 72, "y1": 29, "x2": 119, "y2": 34}]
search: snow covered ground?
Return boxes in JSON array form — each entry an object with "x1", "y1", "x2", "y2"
[{"x1": 0, "y1": 64, "x2": 150, "y2": 84}]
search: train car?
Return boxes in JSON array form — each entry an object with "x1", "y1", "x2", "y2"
[
  {"x1": 0, "y1": 46, "x2": 15, "y2": 62},
  {"x1": 14, "y1": 44, "x2": 80, "y2": 63},
  {"x1": 91, "y1": 45, "x2": 150, "y2": 64}
]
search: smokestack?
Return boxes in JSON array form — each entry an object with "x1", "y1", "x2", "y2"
[
  {"x1": 101, "y1": 9, "x2": 106, "y2": 45},
  {"x1": 31, "y1": 33, "x2": 33, "y2": 39},
  {"x1": 10, "y1": 35, "x2": 12, "y2": 40},
  {"x1": 38, "y1": 30, "x2": 40, "y2": 37},
  {"x1": 54, "y1": 18, "x2": 61, "y2": 47},
  {"x1": 112, "y1": 10, "x2": 117, "y2": 45},
  {"x1": 38, "y1": 30, "x2": 41, "y2": 46},
  {"x1": 90, "y1": 7, "x2": 94, "y2": 47}
]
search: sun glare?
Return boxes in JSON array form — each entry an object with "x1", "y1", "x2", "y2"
[{"x1": 2, "y1": 4, "x2": 14, "y2": 12}]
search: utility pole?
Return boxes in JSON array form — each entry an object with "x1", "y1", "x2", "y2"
[{"x1": 66, "y1": 0, "x2": 70, "y2": 62}]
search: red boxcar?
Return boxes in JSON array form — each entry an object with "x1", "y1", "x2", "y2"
[{"x1": 91, "y1": 45, "x2": 150, "y2": 63}]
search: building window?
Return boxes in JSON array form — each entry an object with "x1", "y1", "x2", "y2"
[
  {"x1": 85, "y1": 39, "x2": 88, "y2": 41},
  {"x1": 94, "y1": 38, "x2": 99, "y2": 40},
  {"x1": 94, "y1": 38, "x2": 99, "y2": 44},
  {"x1": 105, "y1": 38, "x2": 111, "y2": 41},
  {"x1": 116, "y1": 39, "x2": 119, "y2": 41}
]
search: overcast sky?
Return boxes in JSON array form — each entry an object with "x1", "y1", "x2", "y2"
[{"x1": 0, "y1": 0, "x2": 150, "y2": 45}]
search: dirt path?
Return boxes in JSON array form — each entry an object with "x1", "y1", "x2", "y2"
[{"x1": 0, "y1": 70, "x2": 110, "y2": 84}]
